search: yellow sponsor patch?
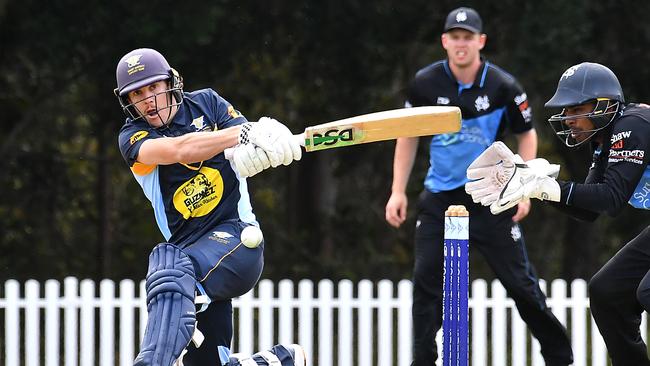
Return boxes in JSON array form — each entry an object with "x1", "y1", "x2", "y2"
[
  {"x1": 173, "y1": 167, "x2": 224, "y2": 219},
  {"x1": 227, "y1": 105, "x2": 241, "y2": 119},
  {"x1": 129, "y1": 131, "x2": 149, "y2": 145}
]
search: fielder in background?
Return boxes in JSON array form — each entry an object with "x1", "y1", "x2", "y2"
[
  {"x1": 466, "y1": 62, "x2": 650, "y2": 366},
  {"x1": 115, "y1": 48, "x2": 304, "y2": 366},
  {"x1": 384, "y1": 7, "x2": 573, "y2": 366}
]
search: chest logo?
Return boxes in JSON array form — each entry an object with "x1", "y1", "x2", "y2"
[
  {"x1": 437, "y1": 96, "x2": 450, "y2": 105},
  {"x1": 475, "y1": 95, "x2": 490, "y2": 111},
  {"x1": 173, "y1": 166, "x2": 224, "y2": 219},
  {"x1": 191, "y1": 116, "x2": 205, "y2": 131}
]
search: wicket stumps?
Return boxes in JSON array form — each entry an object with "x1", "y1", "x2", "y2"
[{"x1": 442, "y1": 205, "x2": 469, "y2": 366}]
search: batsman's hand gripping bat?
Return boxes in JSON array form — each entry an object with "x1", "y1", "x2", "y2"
[{"x1": 225, "y1": 106, "x2": 461, "y2": 158}]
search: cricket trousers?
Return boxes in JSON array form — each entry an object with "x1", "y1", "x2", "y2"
[
  {"x1": 411, "y1": 188, "x2": 573, "y2": 366},
  {"x1": 589, "y1": 225, "x2": 650, "y2": 366}
]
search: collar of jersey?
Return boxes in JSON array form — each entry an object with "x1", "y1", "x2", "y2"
[{"x1": 443, "y1": 57, "x2": 489, "y2": 89}]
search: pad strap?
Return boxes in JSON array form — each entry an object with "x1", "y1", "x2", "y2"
[
  {"x1": 229, "y1": 353, "x2": 258, "y2": 366},
  {"x1": 134, "y1": 243, "x2": 197, "y2": 366}
]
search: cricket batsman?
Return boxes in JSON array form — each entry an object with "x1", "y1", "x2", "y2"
[{"x1": 115, "y1": 48, "x2": 304, "y2": 366}]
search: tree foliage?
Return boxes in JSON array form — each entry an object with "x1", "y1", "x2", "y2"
[{"x1": 1, "y1": 1, "x2": 649, "y2": 283}]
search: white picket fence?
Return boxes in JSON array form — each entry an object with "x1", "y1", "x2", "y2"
[{"x1": 1, "y1": 278, "x2": 647, "y2": 366}]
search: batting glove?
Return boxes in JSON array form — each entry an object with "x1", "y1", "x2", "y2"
[
  {"x1": 229, "y1": 143, "x2": 271, "y2": 178},
  {"x1": 238, "y1": 117, "x2": 302, "y2": 167}
]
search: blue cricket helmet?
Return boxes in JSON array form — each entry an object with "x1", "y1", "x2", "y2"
[{"x1": 114, "y1": 48, "x2": 183, "y2": 121}]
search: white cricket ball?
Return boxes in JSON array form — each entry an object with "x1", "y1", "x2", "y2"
[{"x1": 241, "y1": 226, "x2": 263, "y2": 248}]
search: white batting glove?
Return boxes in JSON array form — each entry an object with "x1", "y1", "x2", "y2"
[
  {"x1": 257, "y1": 117, "x2": 302, "y2": 166},
  {"x1": 238, "y1": 117, "x2": 302, "y2": 167},
  {"x1": 229, "y1": 143, "x2": 271, "y2": 178}
]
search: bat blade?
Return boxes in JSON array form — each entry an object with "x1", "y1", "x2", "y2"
[{"x1": 301, "y1": 106, "x2": 461, "y2": 152}]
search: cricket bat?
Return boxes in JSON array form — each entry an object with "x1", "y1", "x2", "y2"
[{"x1": 226, "y1": 106, "x2": 461, "y2": 157}]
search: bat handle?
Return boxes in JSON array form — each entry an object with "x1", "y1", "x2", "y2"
[{"x1": 223, "y1": 133, "x2": 306, "y2": 160}]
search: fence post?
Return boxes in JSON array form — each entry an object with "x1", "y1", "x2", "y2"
[
  {"x1": 471, "y1": 279, "x2": 487, "y2": 366},
  {"x1": 45, "y1": 279, "x2": 61, "y2": 366},
  {"x1": 258, "y1": 279, "x2": 274, "y2": 351},
  {"x1": 397, "y1": 280, "x2": 412, "y2": 366},
  {"x1": 119, "y1": 279, "x2": 136, "y2": 366},
  {"x1": 5, "y1": 280, "x2": 20, "y2": 366},
  {"x1": 298, "y1": 280, "x2": 314, "y2": 363},
  {"x1": 64, "y1": 277, "x2": 79, "y2": 366},
  {"x1": 80, "y1": 279, "x2": 96, "y2": 366},
  {"x1": 99, "y1": 279, "x2": 115, "y2": 366},
  {"x1": 236, "y1": 286, "x2": 254, "y2": 355},
  {"x1": 571, "y1": 279, "x2": 587, "y2": 366},
  {"x1": 338, "y1": 280, "x2": 353, "y2": 366},
  {"x1": 25, "y1": 280, "x2": 40, "y2": 366},
  {"x1": 491, "y1": 280, "x2": 507, "y2": 366},
  {"x1": 378, "y1": 280, "x2": 394, "y2": 366},
  {"x1": 278, "y1": 279, "x2": 294, "y2": 345},
  {"x1": 358, "y1": 280, "x2": 373, "y2": 366},
  {"x1": 318, "y1": 280, "x2": 334, "y2": 366}
]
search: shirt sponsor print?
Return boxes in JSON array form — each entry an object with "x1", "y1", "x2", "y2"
[
  {"x1": 630, "y1": 168, "x2": 650, "y2": 210},
  {"x1": 129, "y1": 130, "x2": 149, "y2": 145},
  {"x1": 514, "y1": 93, "x2": 532, "y2": 123},
  {"x1": 173, "y1": 167, "x2": 225, "y2": 219},
  {"x1": 608, "y1": 149, "x2": 645, "y2": 164}
]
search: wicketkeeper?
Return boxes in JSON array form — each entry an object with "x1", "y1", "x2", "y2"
[
  {"x1": 466, "y1": 62, "x2": 650, "y2": 366},
  {"x1": 115, "y1": 48, "x2": 304, "y2": 366}
]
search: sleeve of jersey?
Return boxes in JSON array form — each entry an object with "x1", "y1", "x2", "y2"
[
  {"x1": 559, "y1": 116, "x2": 650, "y2": 216},
  {"x1": 117, "y1": 125, "x2": 162, "y2": 176},
  {"x1": 504, "y1": 80, "x2": 534, "y2": 134},
  {"x1": 405, "y1": 78, "x2": 428, "y2": 108},
  {"x1": 205, "y1": 89, "x2": 248, "y2": 129}
]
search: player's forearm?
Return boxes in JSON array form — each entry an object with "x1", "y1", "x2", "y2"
[
  {"x1": 391, "y1": 137, "x2": 419, "y2": 193},
  {"x1": 515, "y1": 129, "x2": 537, "y2": 161},
  {"x1": 138, "y1": 126, "x2": 241, "y2": 165}
]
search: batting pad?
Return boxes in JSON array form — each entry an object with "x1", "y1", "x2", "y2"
[{"x1": 134, "y1": 243, "x2": 197, "y2": 366}]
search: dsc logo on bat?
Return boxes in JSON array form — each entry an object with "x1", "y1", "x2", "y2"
[{"x1": 311, "y1": 128, "x2": 355, "y2": 146}]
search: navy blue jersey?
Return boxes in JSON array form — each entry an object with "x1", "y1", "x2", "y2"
[
  {"x1": 557, "y1": 104, "x2": 650, "y2": 217},
  {"x1": 407, "y1": 59, "x2": 533, "y2": 192},
  {"x1": 118, "y1": 89, "x2": 257, "y2": 247}
]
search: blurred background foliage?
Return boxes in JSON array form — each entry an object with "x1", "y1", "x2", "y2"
[{"x1": 1, "y1": 0, "x2": 649, "y2": 283}]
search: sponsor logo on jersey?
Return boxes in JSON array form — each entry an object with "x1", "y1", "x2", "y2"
[
  {"x1": 631, "y1": 180, "x2": 650, "y2": 209},
  {"x1": 129, "y1": 130, "x2": 149, "y2": 145},
  {"x1": 475, "y1": 95, "x2": 490, "y2": 111},
  {"x1": 608, "y1": 148, "x2": 645, "y2": 164},
  {"x1": 437, "y1": 96, "x2": 451, "y2": 105},
  {"x1": 610, "y1": 130, "x2": 632, "y2": 144},
  {"x1": 191, "y1": 116, "x2": 205, "y2": 131},
  {"x1": 173, "y1": 167, "x2": 224, "y2": 219},
  {"x1": 513, "y1": 93, "x2": 532, "y2": 122}
]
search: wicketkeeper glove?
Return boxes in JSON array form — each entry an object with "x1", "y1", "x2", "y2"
[{"x1": 465, "y1": 142, "x2": 561, "y2": 215}]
